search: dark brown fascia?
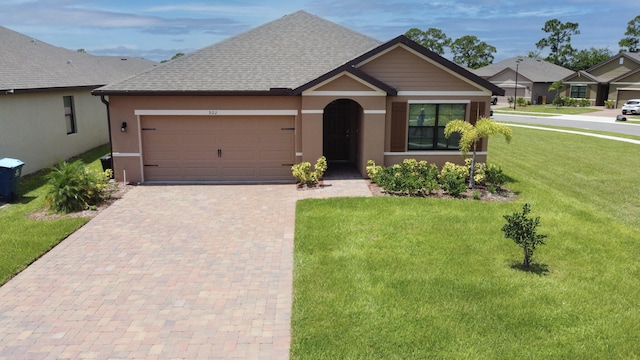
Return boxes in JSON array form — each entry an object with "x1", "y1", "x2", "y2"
[
  {"x1": 293, "y1": 64, "x2": 397, "y2": 96},
  {"x1": 2, "y1": 85, "x2": 100, "y2": 96}
]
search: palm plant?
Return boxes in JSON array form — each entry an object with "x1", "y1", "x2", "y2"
[{"x1": 444, "y1": 118, "x2": 512, "y2": 188}]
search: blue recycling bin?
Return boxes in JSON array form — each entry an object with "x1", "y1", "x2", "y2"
[{"x1": 0, "y1": 158, "x2": 25, "y2": 202}]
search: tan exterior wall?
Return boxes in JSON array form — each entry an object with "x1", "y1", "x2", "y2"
[
  {"x1": 108, "y1": 95, "x2": 301, "y2": 183},
  {"x1": 0, "y1": 90, "x2": 108, "y2": 175},
  {"x1": 359, "y1": 46, "x2": 482, "y2": 92}
]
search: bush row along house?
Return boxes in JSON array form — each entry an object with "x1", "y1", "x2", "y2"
[
  {"x1": 0, "y1": 26, "x2": 156, "y2": 175},
  {"x1": 93, "y1": 11, "x2": 504, "y2": 183}
]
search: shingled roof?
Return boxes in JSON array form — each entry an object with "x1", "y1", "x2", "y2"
[
  {"x1": 0, "y1": 25, "x2": 156, "y2": 92},
  {"x1": 94, "y1": 11, "x2": 383, "y2": 95},
  {"x1": 473, "y1": 57, "x2": 573, "y2": 82}
]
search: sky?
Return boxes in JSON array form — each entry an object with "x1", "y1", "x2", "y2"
[{"x1": 1, "y1": 0, "x2": 638, "y2": 63}]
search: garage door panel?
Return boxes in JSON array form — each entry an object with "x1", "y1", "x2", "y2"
[
  {"x1": 141, "y1": 115, "x2": 294, "y2": 181},
  {"x1": 144, "y1": 150, "x2": 180, "y2": 161}
]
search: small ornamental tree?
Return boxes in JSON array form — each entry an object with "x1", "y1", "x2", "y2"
[
  {"x1": 444, "y1": 118, "x2": 512, "y2": 188},
  {"x1": 501, "y1": 203, "x2": 548, "y2": 269}
]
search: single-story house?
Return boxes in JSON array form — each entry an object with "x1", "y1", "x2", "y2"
[
  {"x1": 0, "y1": 25, "x2": 156, "y2": 175},
  {"x1": 562, "y1": 52, "x2": 640, "y2": 107},
  {"x1": 473, "y1": 57, "x2": 573, "y2": 104},
  {"x1": 93, "y1": 11, "x2": 504, "y2": 183}
]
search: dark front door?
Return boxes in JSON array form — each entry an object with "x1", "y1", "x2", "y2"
[{"x1": 323, "y1": 99, "x2": 360, "y2": 162}]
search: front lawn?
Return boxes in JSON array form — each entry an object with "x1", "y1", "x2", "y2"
[
  {"x1": 291, "y1": 127, "x2": 640, "y2": 358},
  {"x1": 0, "y1": 145, "x2": 110, "y2": 285}
]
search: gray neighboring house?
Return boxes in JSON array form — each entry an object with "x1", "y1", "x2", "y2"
[
  {"x1": 0, "y1": 25, "x2": 156, "y2": 175},
  {"x1": 474, "y1": 57, "x2": 573, "y2": 104}
]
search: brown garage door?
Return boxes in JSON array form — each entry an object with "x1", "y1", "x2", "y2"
[{"x1": 141, "y1": 116, "x2": 294, "y2": 182}]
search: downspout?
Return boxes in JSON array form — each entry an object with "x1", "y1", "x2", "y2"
[{"x1": 100, "y1": 95, "x2": 114, "y2": 170}]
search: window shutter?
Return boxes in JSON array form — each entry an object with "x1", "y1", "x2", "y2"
[
  {"x1": 470, "y1": 102, "x2": 479, "y2": 125},
  {"x1": 469, "y1": 101, "x2": 488, "y2": 148},
  {"x1": 390, "y1": 102, "x2": 407, "y2": 152}
]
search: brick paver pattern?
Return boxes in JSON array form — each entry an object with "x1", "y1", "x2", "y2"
[{"x1": 0, "y1": 179, "x2": 371, "y2": 359}]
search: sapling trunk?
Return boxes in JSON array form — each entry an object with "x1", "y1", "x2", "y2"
[{"x1": 468, "y1": 143, "x2": 477, "y2": 188}]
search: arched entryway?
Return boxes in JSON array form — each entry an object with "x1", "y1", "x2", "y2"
[{"x1": 323, "y1": 99, "x2": 362, "y2": 164}]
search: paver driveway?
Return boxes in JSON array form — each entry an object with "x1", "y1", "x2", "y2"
[{"x1": 0, "y1": 179, "x2": 371, "y2": 359}]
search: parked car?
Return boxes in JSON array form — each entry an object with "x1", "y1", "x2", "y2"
[
  {"x1": 621, "y1": 99, "x2": 640, "y2": 115},
  {"x1": 491, "y1": 95, "x2": 498, "y2": 105},
  {"x1": 490, "y1": 106, "x2": 494, "y2": 117}
]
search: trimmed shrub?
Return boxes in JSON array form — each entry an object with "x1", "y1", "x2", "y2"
[
  {"x1": 365, "y1": 160, "x2": 383, "y2": 181},
  {"x1": 292, "y1": 156, "x2": 327, "y2": 187},
  {"x1": 45, "y1": 160, "x2": 112, "y2": 214},
  {"x1": 373, "y1": 159, "x2": 439, "y2": 196},
  {"x1": 438, "y1": 162, "x2": 468, "y2": 197}
]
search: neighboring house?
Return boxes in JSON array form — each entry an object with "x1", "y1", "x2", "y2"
[
  {"x1": 474, "y1": 57, "x2": 573, "y2": 104},
  {"x1": 0, "y1": 26, "x2": 156, "y2": 175},
  {"x1": 563, "y1": 52, "x2": 640, "y2": 107},
  {"x1": 93, "y1": 11, "x2": 503, "y2": 183}
]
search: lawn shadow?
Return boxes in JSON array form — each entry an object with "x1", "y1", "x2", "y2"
[{"x1": 510, "y1": 261, "x2": 550, "y2": 275}]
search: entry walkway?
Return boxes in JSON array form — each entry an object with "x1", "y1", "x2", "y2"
[{"x1": 0, "y1": 179, "x2": 371, "y2": 359}]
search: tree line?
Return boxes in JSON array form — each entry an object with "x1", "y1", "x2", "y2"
[{"x1": 406, "y1": 15, "x2": 640, "y2": 71}]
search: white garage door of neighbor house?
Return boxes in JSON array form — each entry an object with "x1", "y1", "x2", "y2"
[{"x1": 141, "y1": 116, "x2": 295, "y2": 182}]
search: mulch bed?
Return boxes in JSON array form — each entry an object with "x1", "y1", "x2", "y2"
[
  {"x1": 367, "y1": 181, "x2": 516, "y2": 201},
  {"x1": 27, "y1": 182, "x2": 134, "y2": 221}
]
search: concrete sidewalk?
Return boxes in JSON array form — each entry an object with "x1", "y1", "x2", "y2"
[{"x1": 0, "y1": 179, "x2": 371, "y2": 359}]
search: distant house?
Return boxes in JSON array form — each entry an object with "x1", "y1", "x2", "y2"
[
  {"x1": 0, "y1": 26, "x2": 156, "y2": 175},
  {"x1": 93, "y1": 11, "x2": 503, "y2": 183},
  {"x1": 474, "y1": 57, "x2": 573, "y2": 104},
  {"x1": 562, "y1": 52, "x2": 640, "y2": 107}
]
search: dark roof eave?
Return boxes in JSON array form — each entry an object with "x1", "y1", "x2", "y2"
[
  {"x1": 1, "y1": 85, "x2": 102, "y2": 96},
  {"x1": 91, "y1": 88, "x2": 295, "y2": 97},
  {"x1": 293, "y1": 64, "x2": 397, "y2": 95}
]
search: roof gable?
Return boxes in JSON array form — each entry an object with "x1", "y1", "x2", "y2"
[
  {"x1": 563, "y1": 70, "x2": 603, "y2": 83},
  {"x1": 95, "y1": 11, "x2": 382, "y2": 94},
  {"x1": 0, "y1": 26, "x2": 155, "y2": 92},
  {"x1": 487, "y1": 67, "x2": 533, "y2": 84},
  {"x1": 301, "y1": 71, "x2": 390, "y2": 96},
  {"x1": 352, "y1": 36, "x2": 504, "y2": 95},
  {"x1": 585, "y1": 52, "x2": 640, "y2": 80}
]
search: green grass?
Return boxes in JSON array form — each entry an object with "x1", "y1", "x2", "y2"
[
  {"x1": 291, "y1": 128, "x2": 640, "y2": 359},
  {"x1": 0, "y1": 145, "x2": 110, "y2": 285},
  {"x1": 494, "y1": 105, "x2": 599, "y2": 115}
]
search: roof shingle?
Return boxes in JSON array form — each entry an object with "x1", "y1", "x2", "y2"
[
  {"x1": 95, "y1": 11, "x2": 382, "y2": 94},
  {"x1": 0, "y1": 25, "x2": 156, "y2": 91}
]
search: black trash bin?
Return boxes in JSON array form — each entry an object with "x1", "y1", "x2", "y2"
[
  {"x1": 0, "y1": 158, "x2": 25, "y2": 202},
  {"x1": 100, "y1": 155, "x2": 113, "y2": 178}
]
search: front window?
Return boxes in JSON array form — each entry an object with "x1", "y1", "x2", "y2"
[
  {"x1": 570, "y1": 85, "x2": 587, "y2": 99},
  {"x1": 408, "y1": 103, "x2": 465, "y2": 150},
  {"x1": 63, "y1": 96, "x2": 77, "y2": 134}
]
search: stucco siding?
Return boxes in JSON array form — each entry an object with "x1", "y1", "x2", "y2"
[{"x1": 0, "y1": 90, "x2": 108, "y2": 175}]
